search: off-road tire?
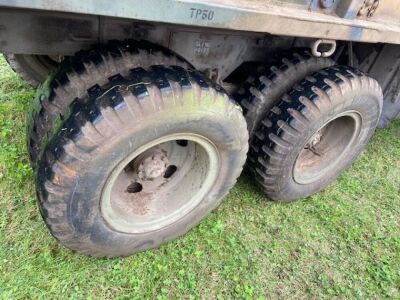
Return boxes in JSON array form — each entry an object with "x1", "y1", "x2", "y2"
[
  {"x1": 236, "y1": 49, "x2": 334, "y2": 139},
  {"x1": 36, "y1": 66, "x2": 248, "y2": 257},
  {"x1": 28, "y1": 40, "x2": 191, "y2": 168},
  {"x1": 249, "y1": 66, "x2": 382, "y2": 201},
  {"x1": 4, "y1": 54, "x2": 60, "y2": 86}
]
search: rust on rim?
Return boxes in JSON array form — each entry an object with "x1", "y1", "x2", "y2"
[
  {"x1": 293, "y1": 111, "x2": 363, "y2": 185},
  {"x1": 100, "y1": 133, "x2": 220, "y2": 234}
]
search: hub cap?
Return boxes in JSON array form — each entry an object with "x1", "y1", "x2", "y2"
[{"x1": 101, "y1": 134, "x2": 220, "y2": 233}]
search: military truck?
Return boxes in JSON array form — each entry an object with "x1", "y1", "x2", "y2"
[{"x1": 0, "y1": 0, "x2": 399, "y2": 257}]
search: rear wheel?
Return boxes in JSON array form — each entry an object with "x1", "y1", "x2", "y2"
[
  {"x1": 4, "y1": 54, "x2": 61, "y2": 86},
  {"x1": 236, "y1": 49, "x2": 334, "y2": 140},
  {"x1": 249, "y1": 66, "x2": 383, "y2": 201},
  {"x1": 36, "y1": 66, "x2": 248, "y2": 257}
]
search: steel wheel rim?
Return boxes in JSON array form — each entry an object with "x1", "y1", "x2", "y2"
[
  {"x1": 293, "y1": 111, "x2": 363, "y2": 185},
  {"x1": 101, "y1": 133, "x2": 220, "y2": 234}
]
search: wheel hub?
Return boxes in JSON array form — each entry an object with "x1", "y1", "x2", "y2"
[
  {"x1": 307, "y1": 130, "x2": 322, "y2": 148},
  {"x1": 101, "y1": 134, "x2": 220, "y2": 234},
  {"x1": 304, "y1": 130, "x2": 324, "y2": 156},
  {"x1": 137, "y1": 150, "x2": 169, "y2": 180}
]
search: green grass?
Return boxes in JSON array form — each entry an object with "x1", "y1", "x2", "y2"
[{"x1": 0, "y1": 54, "x2": 399, "y2": 299}]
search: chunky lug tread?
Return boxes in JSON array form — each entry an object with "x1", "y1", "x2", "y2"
[
  {"x1": 28, "y1": 40, "x2": 192, "y2": 168},
  {"x1": 249, "y1": 65, "x2": 383, "y2": 201},
  {"x1": 235, "y1": 49, "x2": 334, "y2": 140},
  {"x1": 37, "y1": 66, "x2": 248, "y2": 257}
]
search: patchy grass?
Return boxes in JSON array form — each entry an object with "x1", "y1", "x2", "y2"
[{"x1": 0, "y1": 54, "x2": 399, "y2": 299}]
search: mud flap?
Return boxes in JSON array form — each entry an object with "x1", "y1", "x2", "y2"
[{"x1": 355, "y1": 44, "x2": 400, "y2": 128}]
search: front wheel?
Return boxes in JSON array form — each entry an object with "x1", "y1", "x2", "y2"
[{"x1": 36, "y1": 66, "x2": 248, "y2": 257}]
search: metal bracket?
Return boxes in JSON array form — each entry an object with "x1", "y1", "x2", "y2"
[{"x1": 311, "y1": 39, "x2": 337, "y2": 58}]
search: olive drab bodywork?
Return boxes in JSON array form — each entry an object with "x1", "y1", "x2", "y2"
[
  {"x1": 0, "y1": 0, "x2": 398, "y2": 256},
  {"x1": 1, "y1": 0, "x2": 399, "y2": 44},
  {"x1": 1, "y1": 0, "x2": 398, "y2": 120}
]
